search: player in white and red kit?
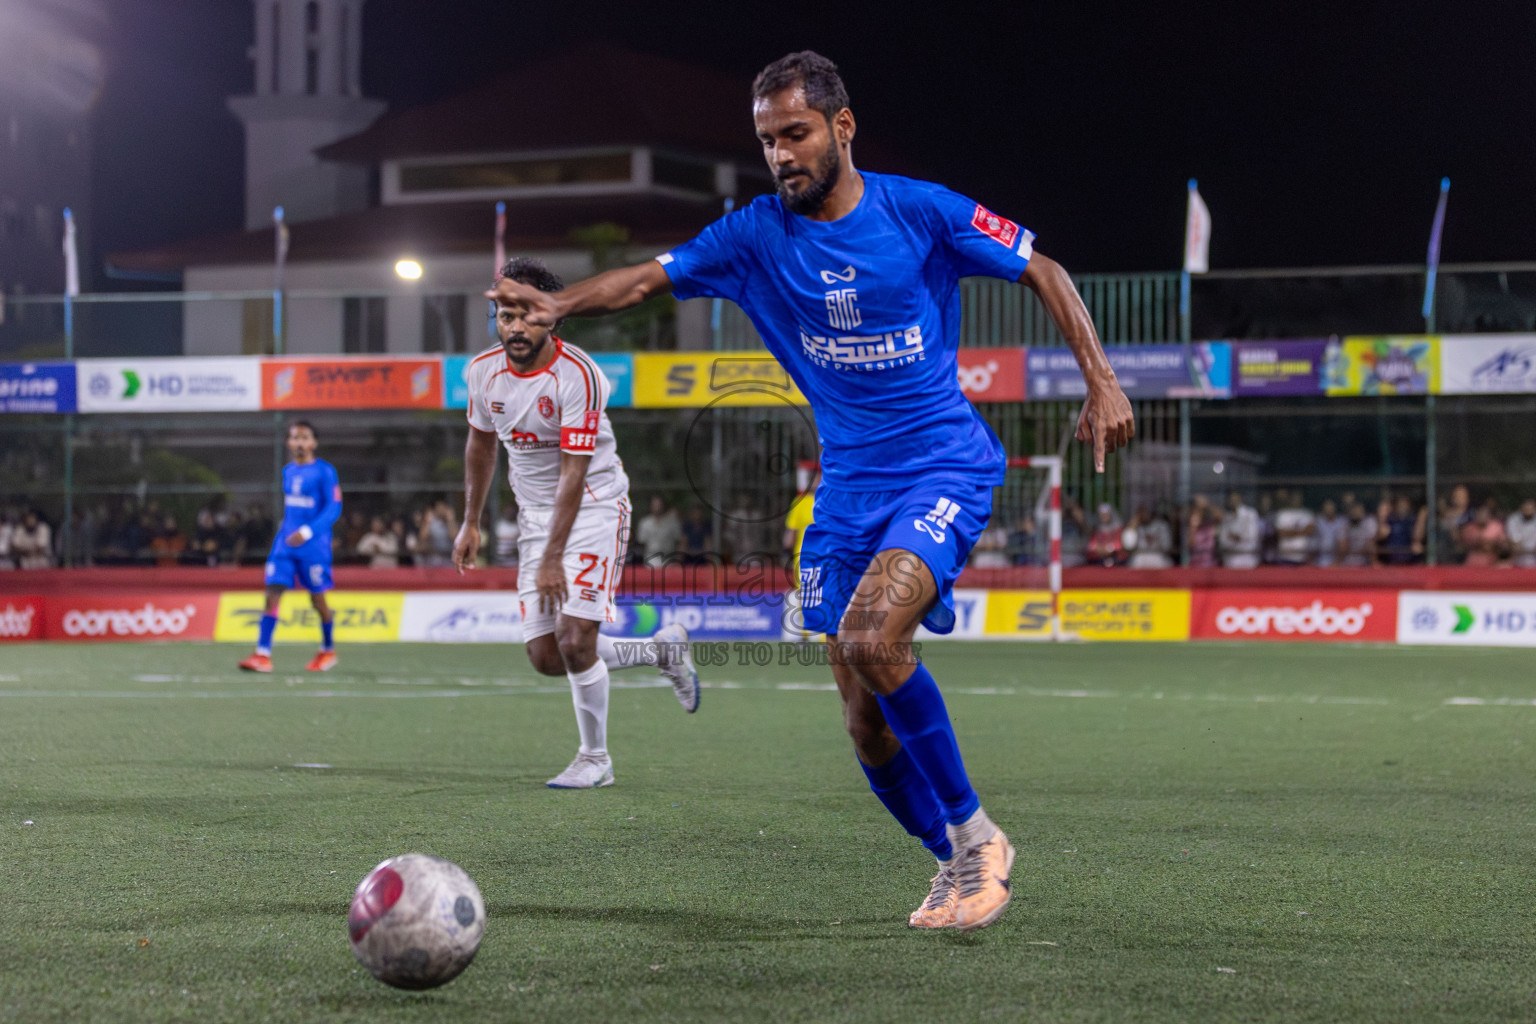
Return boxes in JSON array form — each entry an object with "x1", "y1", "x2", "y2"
[{"x1": 453, "y1": 257, "x2": 700, "y2": 789}]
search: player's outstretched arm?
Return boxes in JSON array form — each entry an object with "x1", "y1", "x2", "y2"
[
  {"x1": 485, "y1": 261, "x2": 674, "y2": 329},
  {"x1": 1021, "y1": 253, "x2": 1135, "y2": 472},
  {"x1": 453, "y1": 427, "x2": 499, "y2": 574}
]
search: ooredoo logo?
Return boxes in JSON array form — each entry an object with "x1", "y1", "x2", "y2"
[
  {"x1": 0, "y1": 603, "x2": 37, "y2": 637},
  {"x1": 62, "y1": 603, "x2": 198, "y2": 638},
  {"x1": 1215, "y1": 600, "x2": 1373, "y2": 637},
  {"x1": 957, "y1": 360, "x2": 998, "y2": 394}
]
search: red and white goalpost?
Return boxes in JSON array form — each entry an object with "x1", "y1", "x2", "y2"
[{"x1": 1005, "y1": 455, "x2": 1066, "y2": 641}]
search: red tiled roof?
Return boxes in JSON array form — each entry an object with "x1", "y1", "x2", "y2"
[
  {"x1": 319, "y1": 42, "x2": 763, "y2": 164},
  {"x1": 318, "y1": 41, "x2": 913, "y2": 172},
  {"x1": 109, "y1": 43, "x2": 917, "y2": 272},
  {"x1": 108, "y1": 192, "x2": 730, "y2": 272}
]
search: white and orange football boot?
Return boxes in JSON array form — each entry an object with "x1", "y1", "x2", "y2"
[
  {"x1": 238, "y1": 653, "x2": 273, "y2": 673},
  {"x1": 907, "y1": 866, "x2": 959, "y2": 929},
  {"x1": 950, "y1": 826, "x2": 1016, "y2": 932}
]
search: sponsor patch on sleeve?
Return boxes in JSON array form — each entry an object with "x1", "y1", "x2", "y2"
[
  {"x1": 561, "y1": 425, "x2": 598, "y2": 451},
  {"x1": 971, "y1": 204, "x2": 1021, "y2": 249}
]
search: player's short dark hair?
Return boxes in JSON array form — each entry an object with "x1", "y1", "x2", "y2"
[
  {"x1": 496, "y1": 256, "x2": 564, "y2": 293},
  {"x1": 289, "y1": 419, "x2": 317, "y2": 441},
  {"x1": 752, "y1": 51, "x2": 849, "y2": 125}
]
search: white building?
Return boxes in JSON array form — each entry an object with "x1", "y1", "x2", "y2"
[{"x1": 110, "y1": 21, "x2": 820, "y2": 355}]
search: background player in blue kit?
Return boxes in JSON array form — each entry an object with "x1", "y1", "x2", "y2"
[
  {"x1": 239, "y1": 421, "x2": 343, "y2": 674},
  {"x1": 488, "y1": 51, "x2": 1134, "y2": 932}
]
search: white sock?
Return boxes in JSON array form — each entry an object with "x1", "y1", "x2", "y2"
[
  {"x1": 567, "y1": 660, "x2": 610, "y2": 757},
  {"x1": 947, "y1": 808, "x2": 998, "y2": 851},
  {"x1": 596, "y1": 632, "x2": 659, "y2": 671}
]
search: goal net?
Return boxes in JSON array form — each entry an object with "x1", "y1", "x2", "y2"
[{"x1": 982, "y1": 455, "x2": 1068, "y2": 641}]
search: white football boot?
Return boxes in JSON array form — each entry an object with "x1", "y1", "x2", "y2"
[
  {"x1": 545, "y1": 753, "x2": 614, "y2": 789},
  {"x1": 654, "y1": 622, "x2": 701, "y2": 713}
]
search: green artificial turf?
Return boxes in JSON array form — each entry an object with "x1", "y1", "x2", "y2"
[{"x1": 2, "y1": 641, "x2": 1535, "y2": 1022}]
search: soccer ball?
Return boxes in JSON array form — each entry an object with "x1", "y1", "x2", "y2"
[{"x1": 348, "y1": 854, "x2": 486, "y2": 990}]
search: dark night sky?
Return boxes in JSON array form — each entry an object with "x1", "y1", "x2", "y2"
[{"x1": 92, "y1": 0, "x2": 1536, "y2": 274}]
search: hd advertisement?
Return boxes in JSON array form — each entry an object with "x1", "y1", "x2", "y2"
[{"x1": 77, "y1": 358, "x2": 262, "y2": 413}]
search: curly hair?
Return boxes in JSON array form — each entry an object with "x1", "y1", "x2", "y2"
[
  {"x1": 495, "y1": 256, "x2": 564, "y2": 293},
  {"x1": 752, "y1": 50, "x2": 849, "y2": 125}
]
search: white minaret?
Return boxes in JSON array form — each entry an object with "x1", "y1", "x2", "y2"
[{"x1": 228, "y1": 0, "x2": 385, "y2": 229}]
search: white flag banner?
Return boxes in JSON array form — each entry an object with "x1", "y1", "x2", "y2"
[
  {"x1": 62, "y1": 208, "x2": 80, "y2": 297},
  {"x1": 1184, "y1": 184, "x2": 1210, "y2": 274}
]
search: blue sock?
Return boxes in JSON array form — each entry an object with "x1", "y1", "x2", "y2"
[
  {"x1": 860, "y1": 747, "x2": 953, "y2": 861},
  {"x1": 875, "y1": 664, "x2": 981, "y2": 825},
  {"x1": 257, "y1": 614, "x2": 277, "y2": 655},
  {"x1": 320, "y1": 619, "x2": 334, "y2": 652}
]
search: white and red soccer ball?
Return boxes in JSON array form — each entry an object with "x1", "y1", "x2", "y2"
[{"x1": 348, "y1": 854, "x2": 485, "y2": 990}]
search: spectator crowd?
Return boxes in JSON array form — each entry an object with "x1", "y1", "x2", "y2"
[
  {"x1": 5, "y1": 484, "x2": 1536, "y2": 572},
  {"x1": 1010, "y1": 485, "x2": 1536, "y2": 570}
]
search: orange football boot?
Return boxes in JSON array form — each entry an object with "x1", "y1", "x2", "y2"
[
  {"x1": 306, "y1": 650, "x2": 338, "y2": 672},
  {"x1": 907, "y1": 866, "x2": 959, "y2": 928},
  {"x1": 951, "y1": 828, "x2": 1016, "y2": 932},
  {"x1": 238, "y1": 653, "x2": 273, "y2": 673}
]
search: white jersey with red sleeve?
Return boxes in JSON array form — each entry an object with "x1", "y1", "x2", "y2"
[{"x1": 464, "y1": 339, "x2": 629, "y2": 508}]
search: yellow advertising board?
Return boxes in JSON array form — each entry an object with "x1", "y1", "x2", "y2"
[
  {"x1": 632, "y1": 352, "x2": 807, "y2": 408},
  {"x1": 214, "y1": 591, "x2": 404, "y2": 643},
  {"x1": 1325, "y1": 336, "x2": 1441, "y2": 396},
  {"x1": 983, "y1": 589, "x2": 1191, "y2": 641}
]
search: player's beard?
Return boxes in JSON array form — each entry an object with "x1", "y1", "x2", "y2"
[
  {"x1": 776, "y1": 136, "x2": 842, "y2": 216},
  {"x1": 503, "y1": 332, "x2": 546, "y2": 369}
]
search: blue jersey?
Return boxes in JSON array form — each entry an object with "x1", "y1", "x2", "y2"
[
  {"x1": 658, "y1": 171, "x2": 1035, "y2": 490},
  {"x1": 273, "y1": 459, "x2": 342, "y2": 556}
]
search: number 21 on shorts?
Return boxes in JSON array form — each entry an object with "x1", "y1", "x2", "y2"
[{"x1": 573, "y1": 553, "x2": 610, "y2": 590}]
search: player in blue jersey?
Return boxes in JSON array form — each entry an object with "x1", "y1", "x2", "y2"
[
  {"x1": 488, "y1": 52, "x2": 1134, "y2": 931},
  {"x1": 239, "y1": 421, "x2": 343, "y2": 673}
]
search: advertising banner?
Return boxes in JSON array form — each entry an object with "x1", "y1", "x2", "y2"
[
  {"x1": 1230, "y1": 340, "x2": 1329, "y2": 397},
  {"x1": 983, "y1": 589, "x2": 1191, "y2": 641},
  {"x1": 444, "y1": 352, "x2": 633, "y2": 410},
  {"x1": 1397, "y1": 591, "x2": 1536, "y2": 647},
  {"x1": 1438, "y1": 334, "x2": 1536, "y2": 395},
  {"x1": 916, "y1": 588, "x2": 990, "y2": 639},
  {"x1": 0, "y1": 362, "x2": 77, "y2": 413},
  {"x1": 44, "y1": 592, "x2": 220, "y2": 641},
  {"x1": 1027, "y1": 344, "x2": 1230, "y2": 400},
  {"x1": 632, "y1": 353, "x2": 808, "y2": 408},
  {"x1": 262, "y1": 359, "x2": 442, "y2": 410},
  {"x1": 213, "y1": 591, "x2": 404, "y2": 643},
  {"x1": 399, "y1": 591, "x2": 524, "y2": 643},
  {"x1": 956, "y1": 349, "x2": 1025, "y2": 403},
  {"x1": 0, "y1": 595, "x2": 45, "y2": 640},
  {"x1": 1191, "y1": 589, "x2": 1397, "y2": 642},
  {"x1": 1325, "y1": 337, "x2": 1440, "y2": 395},
  {"x1": 78, "y1": 358, "x2": 262, "y2": 413},
  {"x1": 604, "y1": 595, "x2": 785, "y2": 640}
]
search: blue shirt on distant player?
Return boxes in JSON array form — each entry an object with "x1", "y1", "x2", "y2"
[
  {"x1": 657, "y1": 171, "x2": 1035, "y2": 491},
  {"x1": 274, "y1": 459, "x2": 342, "y2": 557}
]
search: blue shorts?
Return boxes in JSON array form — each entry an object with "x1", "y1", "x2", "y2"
[
  {"x1": 797, "y1": 476, "x2": 992, "y2": 636},
  {"x1": 265, "y1": 546, "x2": 334, "y2": 593}
]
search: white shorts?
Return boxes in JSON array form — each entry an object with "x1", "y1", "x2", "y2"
[{"x1": 517, "y1": 495, "x2": 631, "y2": 639}]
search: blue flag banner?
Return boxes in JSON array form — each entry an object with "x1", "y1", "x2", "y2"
[{"x1": 1422, "y1": 178, "x2": 1450, "y2": 321}]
